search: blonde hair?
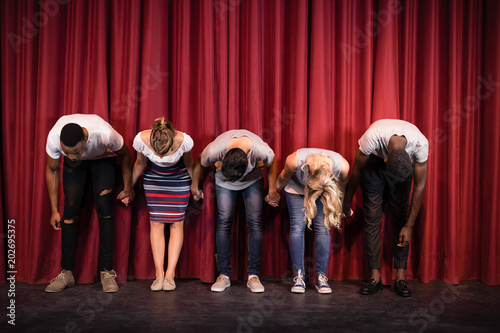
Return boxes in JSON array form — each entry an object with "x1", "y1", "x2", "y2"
[
  {"x1": 150, "y1": 117, "x2": 175, "y2": 155},
  {"x1": 302, "y1": 154, "x2": 343, "y2": 231}
]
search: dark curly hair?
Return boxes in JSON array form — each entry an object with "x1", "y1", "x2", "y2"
[
  {"x1": 221, "y1": 148, "x2": 248, "y2": 182},
  {"x1": 386, "y1": 148, "x2": 413, "y2": 183}
]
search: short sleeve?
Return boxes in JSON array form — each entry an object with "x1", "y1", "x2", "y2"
[
  {"x1": 132, "y1": 133, "x2": 145, "y2": 153},
  {"x1": 180, "y1": 133, "x2": 194, "y2": 153},
  {"x1": 413, "y1": 140, "x2": 429, "y2": 163},
  {"x1": 106, "y1": 126, "x2": 124, "y2": 152},
  {"x1": 46, "y1": 132, "x2": 62, "y2": 159},
  {"x1": 358, "y1": 129, "x2": 377, "y2": 156},
  {"x1": 251, "y1": 136, "x2": 275, "y2": 167},
  {"x1": 201, "y1": 140, "x2": 224, "y2": 167}
]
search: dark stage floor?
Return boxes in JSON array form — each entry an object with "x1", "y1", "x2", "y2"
[{"x1": 1, "y1": 278, "x2": 499, "y2": 332}]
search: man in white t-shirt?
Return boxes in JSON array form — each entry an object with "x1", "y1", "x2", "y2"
[
  {"x1": 45, "y1": 114, "x2": 135, "y2": 293},
  {"x1": 343, "y1": 119, "x2": 428, "y2": 297}
]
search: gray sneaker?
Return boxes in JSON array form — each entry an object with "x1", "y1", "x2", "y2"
[
  {"x1": 101, "y1": 269, "x2": 119, "y2": 293},
  {"x1": 247, "y1": 275, "x2": 265, "y2": 293},
  {"x1": 291, "y1": 269, "x2": 306, "y2": 294},
  {"x1": 211, "y1": 274, "x2": 230, "y2": 292},
  {"x1": 45, "y1": 269, "x2": 75, "y2": 293}
]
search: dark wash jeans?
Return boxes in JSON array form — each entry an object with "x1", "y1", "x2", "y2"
[
  {"x1": 361, "y1": 155, "x2": 412, "y2": 270},
  {"x1": 61, "y1": 157, "x2": 116, "y2": 271},
  {"x1": 215, "y1": 179, "x2": 264, "y2": 277},
  {"x1": 286, "y1": 192, "x2": 331, "y2": 277}
]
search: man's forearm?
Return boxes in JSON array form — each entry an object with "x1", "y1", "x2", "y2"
[{"x1": 46, "y1": 167, "x2": 59, "y2": 213}]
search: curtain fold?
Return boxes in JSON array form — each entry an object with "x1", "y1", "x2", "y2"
[{"x1": 1, "y1": 0, "x2": 499, "y2": 285}]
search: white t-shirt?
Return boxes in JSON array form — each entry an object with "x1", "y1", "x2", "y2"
[
  {"x1": 132, "y1": 131, "x2": 194, "y2": 167},
  {"x1": 46, "y1": 114, "x2": 124, "y2": 160},
  {"x1": 358, "y1": 119, "x2": 429, "y2": 163},
  {"x1": 201, "y1": 129, "x2": 275, "y2": 190},
  {"x1": 285, "y1": 148, "x2": 344, "y2": 195}
]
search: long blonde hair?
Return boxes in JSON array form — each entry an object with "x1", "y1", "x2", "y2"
[
  {"x1": 302, "y1": 154, "x2": 343, "y2": 231},
  {"x1": 150, "y1": 117, "x2": 175, "y2": 155}
]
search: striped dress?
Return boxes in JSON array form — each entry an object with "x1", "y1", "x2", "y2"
[
  {"x1": 133, "y1": 131, "x2": 194, "y2": 223},
  {"x1": 143, "y1": 159, "x2": 191, "y2": 223}
]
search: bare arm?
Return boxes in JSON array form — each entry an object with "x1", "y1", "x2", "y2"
[
  {"x1": 343, "y1": 149, "x2": 370, "y2": 216},
  {"x1": 114, "y1": 143, "x2": 135, "y2": 205},
  {"x1": 275, "y1": 152, "x2": 298, "y2": 193},
  {"x1": 183, "y1": 151, "x2": 195, "y2": 179},
  {"x1": 191, "y1": 155, "x2": 204, "y2": 200},
  {"x1": 338, "y1": 157, "x2": 350, "y2": 194},
  {"x1": 46, "y1": 154, "x2": 61, "y2": 230},
  {"x1": 131, "y1": 152, "x2": 148, "y2": 188},
  {"x1": 398, "y1": 161, "x2": 427, "y2": 247},
  {"x1": 264, "y1": 156, "x2": 280, "y2": 206}
]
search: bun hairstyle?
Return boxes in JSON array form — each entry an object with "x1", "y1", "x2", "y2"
[
  {"x1": 150, "y1": 117, "x2": 176, "y2": 155},
  {"x1": 302, "y1": 154, "x2": 343, "y2": 231}
]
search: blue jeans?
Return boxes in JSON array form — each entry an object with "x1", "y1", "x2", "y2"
[
  {"x1": 286, "y1": 192, "x2": 331, "y2": 277},
  {"x1": 215, "y1": 179, "x2": 264, "y2": 277}
]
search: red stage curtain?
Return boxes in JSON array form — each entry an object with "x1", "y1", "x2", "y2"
[{"x1": 1, "y1": 0, "x2": 499, "y2": 285}]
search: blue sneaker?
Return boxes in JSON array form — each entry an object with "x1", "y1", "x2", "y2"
[
  {"x1": 315, "y1": 273, "x2": 332, "y2": 294},
  {"x1": 291, "y1": 269, "x2": 306, "y2": 293}
]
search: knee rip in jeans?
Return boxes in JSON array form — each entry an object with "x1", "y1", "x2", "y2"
[
  {"x1": 63, "y1": 219, "x2": 75, "y2": 224},
  {"x1": 99, "y1": 188, "x2": 113, "y2": 196}
]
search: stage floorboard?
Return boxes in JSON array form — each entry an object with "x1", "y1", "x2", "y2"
[{"x1": 1, "y1": 278, "x2": 499, "y2": 332}]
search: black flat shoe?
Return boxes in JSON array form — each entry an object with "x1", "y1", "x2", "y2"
[
  {"x1": 361, "y1": 279, "x2": 383, "y2": 295},
  {"x1": 394, "y1": 280, "x2": 412, "y2": 297}
]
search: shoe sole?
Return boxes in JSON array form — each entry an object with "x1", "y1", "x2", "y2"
[
  {"x1": 361, "y1": 286, "x2": 383, "y2": 295},
  {"x1": 102, "y1": 283, "x2": 119, "y2": 293},
  {"x1": 45, "y1": 288, "x2": 65, "y2": 293},
  {"x1": 247, "y1": 284, "x2": 264, "y2": 293},
  {"x1": 291, "y1": 288, "x2": 305, "y2": 294},
  {"x1": 211, "y1": 282, "x2": 231, "y2": 292},
  {"x1": 315, "y1": 286, "x2": 332, "y2": 294},
  {"x1": 45, "y1": 282, "x2": 74, "y2": 293}
]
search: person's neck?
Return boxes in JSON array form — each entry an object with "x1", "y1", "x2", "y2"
[{"x1": 388, "y1": 135, "x2": 407, "y2": 154}]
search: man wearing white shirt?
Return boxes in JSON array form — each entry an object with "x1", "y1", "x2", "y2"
[
  {"x1": 343, "y1": 119, "x2": 428, "y2": 297},
  {"x1": 45, "y1": 114, "x2": 135, "y2": 293}
]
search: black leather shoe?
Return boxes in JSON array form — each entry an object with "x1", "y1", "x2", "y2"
[
  {"x1": 361, "y1": 279, "x2": 383, "y2": 295},
  {"x1": 394, "y1": 280, "x2": 412, "y2": 297}
]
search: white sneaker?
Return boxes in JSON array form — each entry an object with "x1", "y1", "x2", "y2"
[
  {"x1": 291, "y1": 269, "x2": 306, "y2": 293},
  {"x1": 211, "y1": 274, "x2": 230, "y2": 292},
  {"x1": 247, "y1": 275, "x2": 265, "y2": 293}
]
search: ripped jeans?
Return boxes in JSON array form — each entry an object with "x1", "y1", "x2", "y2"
[{"x1": 61, "y1": 157, "x2": 116, "y2": 271}]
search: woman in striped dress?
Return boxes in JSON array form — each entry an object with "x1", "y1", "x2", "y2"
[{"x1": 129, "y1": 118, "x2": 194, "y2": 291}]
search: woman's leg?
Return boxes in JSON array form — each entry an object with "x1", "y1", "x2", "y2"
[
  {"x1": 312, "y1": 199, "x2": 331, "y2": 276},
  {"x1": 150, "y1": 221, "x2": 166, "y2": 279},
  {"x1": 165, "y1": 221, "x2": 184, "y2": 280},
  {"x1": 285, "y1": 192, "x2": 307, "y2": 277}
]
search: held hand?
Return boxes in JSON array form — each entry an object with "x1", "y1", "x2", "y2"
[
  {"x1": 50, "y1": 212, "x2": 62, "y2": 230},
  {"x1": 117, "y1": 189, "x2": 135, "y2": 207},
  {"x1": 398, "y1": 226, "x2": 413, "y2": 247},
  {"x1": 265, "y1": 191, "x2": 281, "y2": 207},
  {"x1": 342, "y1": 204, "x2": 353, "y2": 218},
  {"x1": 191, "y1": 187, "x2": 204, "y2": 201}
]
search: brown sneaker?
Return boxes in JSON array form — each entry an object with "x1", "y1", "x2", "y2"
[
  {"x1": 100, "y1": 269, "x2": 119, "y2": 293},
  {"x1": 163, "y1": 278, "x2": 176, "y2": 291},
  {"x1": 45, "y1": 269, "x2": 75, "y2": 293}
]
